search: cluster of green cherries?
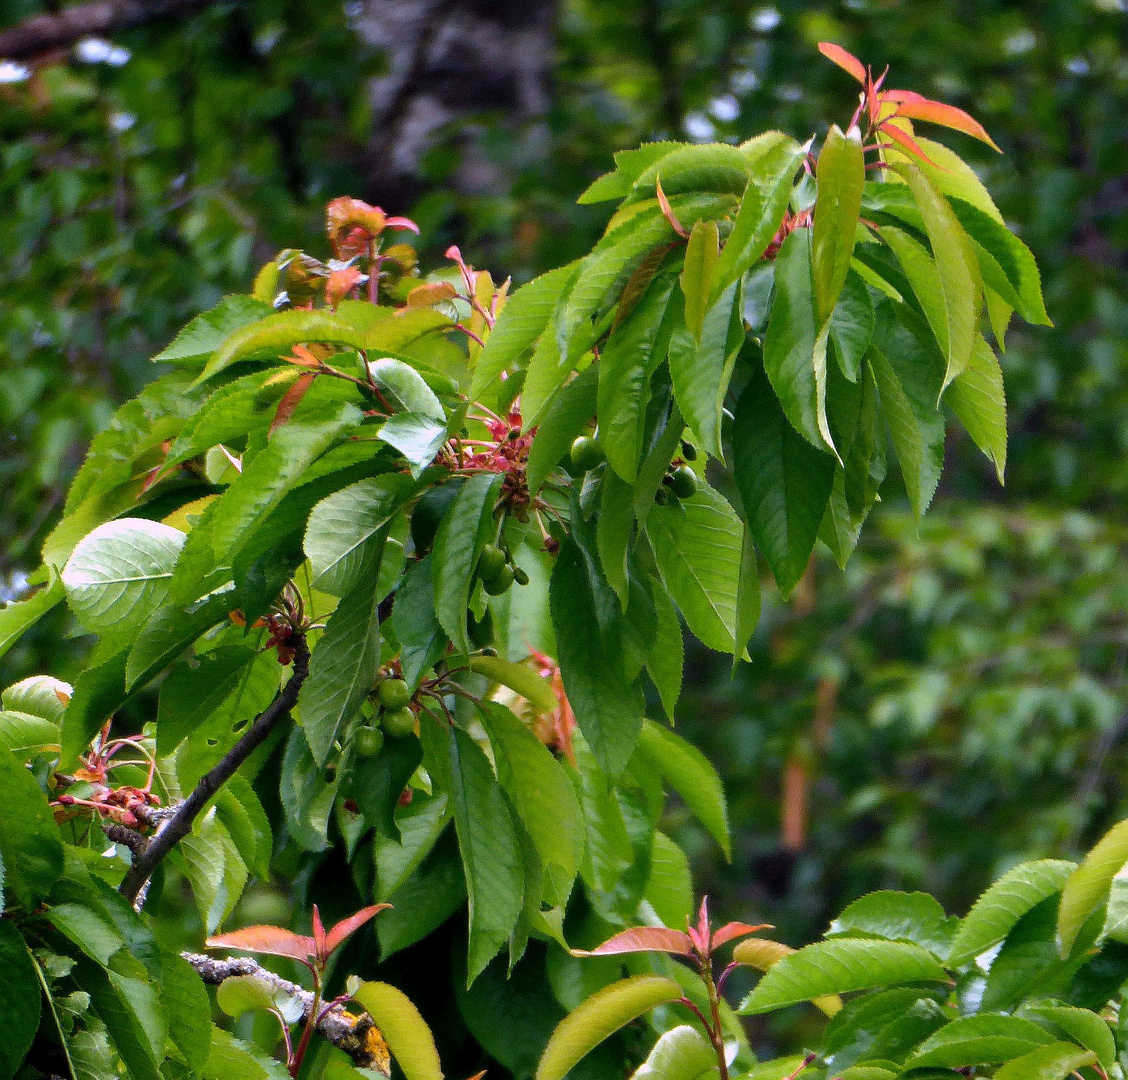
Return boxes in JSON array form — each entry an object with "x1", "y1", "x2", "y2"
[
  {"x1": 569, "y1": 432, "x2": 699, "y2": 505},
  {"x1": 354, "y1": 676, "x2": 418, "y2": 757},
  {"x1": 475, "y1": 541, "x2": 528, "y2": 596}
]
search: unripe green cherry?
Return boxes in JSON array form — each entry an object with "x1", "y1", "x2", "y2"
[
  {"x1": 680, "y1": 438, "x2": 698, "y2": 461},
  {"x1": 669, "y1": 464, "x2": 698, "y2": 499},
  {"x1": 482, "y1": 563, "x2": 516, "y2": 595},
  {"x1": 378, "y1": 677, "x2": 412, "y2": 710},
  {"x1": 569, "y1": 435, "x2": 605, "y2": 472},
  {"x1": 382, "y1": 706, "x2": 417, "y2": 738},
  {"x1": 654, "y1": 485, "x2": 670, "y2": 505},
  {"x1": 512, "y1": 565, "x2": 529, "y2": 586},
  {"x1": 355, "y1": 726, "x2": 384, "y2": 757},
  {"x1": 476, "y1": 544, "x2": 507, "y2": 582}
]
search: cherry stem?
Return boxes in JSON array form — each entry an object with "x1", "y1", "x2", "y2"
[
  {"x1": 784, "y1": 1052, "x2": 817, "y2": 1080},
  {"x1": 289, "y1": 968, "x2": 322, "y2": 1077}
]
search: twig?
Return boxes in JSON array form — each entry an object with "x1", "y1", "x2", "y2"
[
  {"x1": 102, "y1": 822, "x2": 150, "y2": 857},
  {"x1": 119, "y1": 632, "x2": 309, "y2": 903},
  {"x1": 0, "y1": 0, "x2": 222, "y2": 61},
  {"x1": 182, "y1": 953, "x2": 383, "y2": 1070}
]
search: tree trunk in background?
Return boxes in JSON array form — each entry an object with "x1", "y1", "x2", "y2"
[{"x1": 353, "y1": 0, "x2": 555, "y2": 210}]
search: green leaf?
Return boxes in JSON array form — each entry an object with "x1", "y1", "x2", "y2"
[
  {"x1": 947, "y1": 859, "x2": 1075, "y2": 967},
  {"x1": 202, "y1": 1026, "x2": 290, "y2": 1080},
  {"x1": 550, "y1": 538, "x2": 644, "y2": 776},
  {"x1": 300, "y1": 536, "x2": 385, "y2": 763},
  {"x1": 667, "y1": 281, "x2": 740, "y2": 459},
  {"x1": 449, "y1": 726, "x2": 524, "y2": 985},
  {"x1": 468, "y1": 657, "x2": 558, "y2": 716},
  {"x1": 472, "y1": 262, "x2": 582, "y2": 397},
  {"x1": 738, "y1": 939, "x2": 948, "y2": 1015},
  {"x1": 828, "y1": 891, "x2": 957, "y2": 959},
  {"x1": 627, "y1": 143, "x2": 753, "y2": 202},
  {"x1": 763, "y1": 230, "x2": 833, "y2": 453},
  {"x1": 1058, "y1": 818, "x2": 1128, "y2": 958},
  {"x1": 82, "y1": 961, "x2": 166, "y2": 1080},
  {"x1": 536, "y1": 976, "x2": 683, "y2": 1080},
  {"x1": 947, "y1": 334, "x2": 1007, "y2": 483},
  {"x1": 598, "y1": 272, "x2": 678, "y2": 481},
  {"x1": 681, "y1": 219, "x2": 719, "y2": 341},
  {"x1": 432, "y1": 473, "x2": 502, "y2": 656},
  {"x1": 734, "y1": 366, "x2": 835, "y2": 596},
  {"x1": 353, "y1": 981, "x2": 443, "y2": 1080},
  {"x1": 1020, "y1": 1004, "x2": 1115, "y2": 1069},
  {"x1": 645, "y1": 480, "x2": 746, "y2": 655},
  {"x1": 46, "y1": 903, "x2": 125, "y2": 966},
  {"x1": 713, "y1": 134, "x2": 804, "y2": 297},
  {"x1": 157, "y1": 951, "x2": 212, "y2": 1072},
  {"x1": 0, "y1": 574, "x2": 64, "y2": 665},
  {"x1": 906, "y1": 1014, "x2": 1055, "y2": 1069},
  {"x1": 195, "y1": 309, "x2": 369, "y2": 384},
  {"x1": 61, "y1": 519, "x2": 185, "y2": 634},
  {"x1": 2, "y1": 676, "x2": 70, "y2": 722},
  {"x1": 368, "y1": 357, "x2": 444, "y2": 420},
  {"x1": 479, "y1": 702, "x2": 581, "y2": 905},
  {"x1": 0, "y1": 921, "x2": 40, "y2": 1080},
  {"x1": 636, "y1": 720, "x2": 730, "y2": 860},
  {"x1": 597, "y1": 470, "x2": 635, "y2": 603},
  {"x1": 180, "y1": 808, "x2": 248, "y2": 934},
  {"x1": 305, "y1": 475, "x2": 414, "y2": 595},
  {"x1": 813, "y1": 125, "x2": 865, "y2": 326},
  {"x1": 377, "y1": 413, "x2": 448, "y2": 478},
  {"x1": 153, "y1": 296, "x2": 273, "y2": 365},
  {"x1": 895, "y1": 162, "x2": 982, "y2": 393},
  {"x1": 0, "y1": 747, "x2": 64, "y2": 909},
  {"x1": 391, "y1": 555, "x2": 448, "y2": 688},
  {"x1": 527, "y1": 365, "x2": 598, "y2": 494},
  {"x1": 992, "y1": 1042, "x2": 1096, "y2": 1080},
  {"x1": 829, "y1": 271, "x2": 875, "y2": 382},
  {"x1": 169, "y1": 398, "x2": 361, "y2": 606},
  {"x1": 632, "y1": 1024, "x2": 718, "y2": 1080},
  {"x1": 0, "y1": 710, "x2": 59, "y2": 759},
  {"x1": 578, "y1": 142, "x2": 684, "y2": 203},
  {"x1": 216, "y1": 974, "x2": 304, "y2": 1024},
  {"x1": 646, "y1": 576, "x2": 684, "y2": 721},
  {"x1": 645, "y1": 832, "x2": 694, "y2": 931},
  {"x1": 868, "y1": 308, "x2": 946, "y2": 518},
  {"x1": 155, "y1": 646, "x2": 276, "y2": 759}
]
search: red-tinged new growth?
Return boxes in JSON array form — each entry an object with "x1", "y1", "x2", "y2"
[
  {"x1": 817, "y1": 40, "x2": 1001, "y2": 167},
  {"x1": 572, "y1": 898, "x2": 772, "y2": 1080},
  {"x1": 207, "y1": 903, "x2": 392, "y2": 1077}
]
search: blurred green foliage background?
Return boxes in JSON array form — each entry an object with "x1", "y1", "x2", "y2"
[{"x1": 2, "y1": 0, "x2": 1127, "y2": 995}]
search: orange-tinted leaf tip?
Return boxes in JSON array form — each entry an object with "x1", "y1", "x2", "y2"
[
  {"x1": 882, "y1": 90, "x2": 1001, "y2": 151},
  {"x1": 324, "y1": 903, "x2": 393, "y2": 958},
  {"x1": 818, "y1": 42, "x2": 866, "y2": 84},
  {"x1": 878, "y1": 121, "x2": 944, "y2": 169},
  {"x1": 709, "y1": 922, "x2": 774, "y2": 951},
  {"x1": 655, "y1": 177, "x2": 689, "y2": 239}
]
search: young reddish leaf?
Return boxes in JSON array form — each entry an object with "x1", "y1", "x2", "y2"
[
  {"x1": 688, "y1": 896, "x2": 711, "y2": 954},
  {"x1": 269, "y1": 373, "x2": 316, "y2": 437},
  {"x1": 312, "y1": 905, "x2": 327, "y2": 962},
  {"x1": 710, "y1": 922, "x2": 774, "y2": 951},
  {"x1": 326, "y1": 265, "x2": 366, "y2": 308},
  {"x1": 883, "y1": 90, "x2": 1001, "y2": 151},
  {"x1": 571, "y1": 927, "x2": 693, "y2": 958},
  {"x1": 206, "y1": 925, "x2": 316, "y2": 963},
  {"x1": 818, "y1": 42, "x2": 866, "y2": 84},
  {"x1": 656, "y1": 177, "x2": 689, "y2": 238},
  {"x1": 878, "y1": 122, "x2": 942, "y2": 169},
  {"x1": 323, "y1": 903, "x2": 392, "y2": 959},
  {"x1": 405, "y1": 281, "x2": 458, "y2": 309},
  {"x1": 384, "y1": 216, "x2": 421, "y2": 234}
]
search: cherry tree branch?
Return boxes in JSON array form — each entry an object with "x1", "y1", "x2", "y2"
[
  {"x1": 183, "y1": 952, "x2": 382, "y2": 1069},
  {"x1": 118, "y1": 631, "x2": 309, "y2": 903},
  {"x1": 0, "y1": 0, "x2": 222, "y2": 61}
]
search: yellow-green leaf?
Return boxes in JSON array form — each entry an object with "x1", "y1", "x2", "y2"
[
  {"x1": 681, "y1": 219, "x2": 719, "y2": 341},
  {"x1": 812, "y1": 125, "x2": 865, "y2": 325},
  {"x1": 467, "y1": 655, "x2": 558, "y2": 715},
  {"x1": 536, "y1": 976, "x2": 682, "y2": 1080},
  {"x1": 1058, "y1": 816, "x2": 1128, "y2": 958},
  {"x1": 353, "y1": 981, "x2": 443, "y2": 1080}
]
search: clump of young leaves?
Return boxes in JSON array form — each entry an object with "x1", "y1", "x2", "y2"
[
  {"x1": 542, "y1": 812, "x2": 1128, "y2": 1080},
  {"x1": 0, "y1": 41, "x2": 1051, "y2": 1080}
]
